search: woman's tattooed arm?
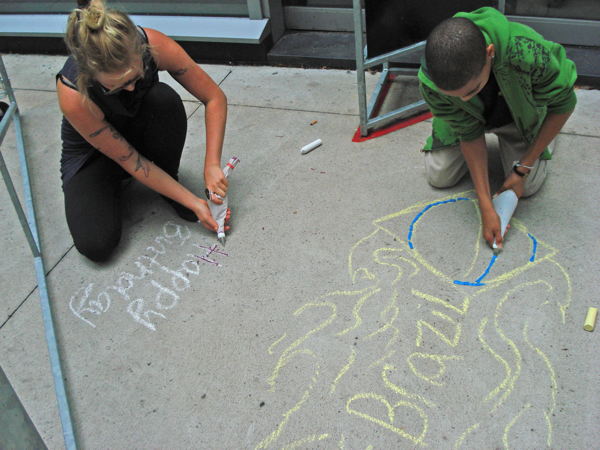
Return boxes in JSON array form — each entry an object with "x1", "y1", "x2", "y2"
[{"x1": 88, "y1": 123, "x2": 150, "y2": 177}]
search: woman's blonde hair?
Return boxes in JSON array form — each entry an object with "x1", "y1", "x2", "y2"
[{"x1": 64, "y1": 0, "x2": 148, "y2": 97}]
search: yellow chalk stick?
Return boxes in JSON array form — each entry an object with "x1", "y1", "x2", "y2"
[{"x1": 583, "y1": 307, "x2": 598, "y2": 332}]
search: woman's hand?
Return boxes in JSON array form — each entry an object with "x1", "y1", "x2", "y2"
[
  {"x1": 204, "y1": 163, "x2": 228, "y2": 204},
  {"x1": 193, "y1": 199, "x2": 231, "y2": 232}
]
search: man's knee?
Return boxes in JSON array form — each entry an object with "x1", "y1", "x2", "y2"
[
  {"x1": 423, "y1": 147, "x2": 467, "y2": 189},
  {"x1": 521, "y1": 160, "x2": 548, "y2": 198},
  {"x1": 425, "y1": 168, "x2": 462, "y2": 188}
]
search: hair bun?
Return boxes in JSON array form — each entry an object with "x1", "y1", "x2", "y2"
[{"x1": 81, "y1": 0, "x2": 105, "y2": 30}]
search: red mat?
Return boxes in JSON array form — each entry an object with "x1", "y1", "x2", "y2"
[{"x1": 352, "y1": 111, "x2": 432, "y2": 142}]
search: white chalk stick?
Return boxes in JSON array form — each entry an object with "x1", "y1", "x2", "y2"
[{"x1": 300, "y1": 139, "x2": 322, "y2": 154}]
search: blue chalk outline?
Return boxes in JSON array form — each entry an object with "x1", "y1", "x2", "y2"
[
  {"x1": 454, "y1": 254, "x2": 499, "y2": 286},
  {"x1": 407, "y1": 197, "x2": 471, "y2": 249},
  {"x1": 407, "y1": 197, "x2": 538, "y2": 287},
  {"x1": 407, "y1": 197, "x2": 503, "y2": 287},
  {"x1": 527, "y1": 233, "x2": 538, "y2": 262}
]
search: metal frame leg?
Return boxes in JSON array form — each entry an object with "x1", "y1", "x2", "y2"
[
  {"x1": 353, "y1": 1, "x2": 428, "y2": 137},
  {"x1": 0, "y1": 55, "x2": 77, "y2": 450}
]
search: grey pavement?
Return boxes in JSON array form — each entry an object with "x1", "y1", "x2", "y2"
[{"x1": 1, "y1": 53, "x2": 599, "y2": 449}]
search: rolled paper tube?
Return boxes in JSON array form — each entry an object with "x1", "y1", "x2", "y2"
[
  {"x1": 492, "y1": 189, "x2": 518, "y2": 253},
  {"x1": 584, "y1": 307, "x2": 598, "y2": 332}
]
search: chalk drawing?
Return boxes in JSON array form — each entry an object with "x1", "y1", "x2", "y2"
[
  {"x1": 527, "y1": 233, "x2": 538, "y2": 262},
  {"x1": 281, "y1": 433, "x2": 329, "y2": 449},
  {"x1": 256, "y1": 191, "x2": 572, "y2": 448},
  {"x1": 330, "y1": 348, "x2": 357, "y2": 394},
  {"x1": 68, "y1": 221, "x2": 228, "y2": 331}
]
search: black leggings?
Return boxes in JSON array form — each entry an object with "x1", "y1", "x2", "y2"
[{"x1": 63, "y1": 82, "x2": 187, "y2": 262}]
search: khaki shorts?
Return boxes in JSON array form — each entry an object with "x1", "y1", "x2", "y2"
[{"x1": 423, "y1": 122, "x2": 552, "y2": 198}]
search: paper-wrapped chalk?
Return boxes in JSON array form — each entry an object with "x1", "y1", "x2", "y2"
[
  {"x1": 584, "y1": 307, "x2": 598, "y2": 332},
  {"x1": 300, "y1": 139, "x2": 322, "y2": 154},
  {"x1": 492, "y1": 189, "x2": 518, "y2": 253}
]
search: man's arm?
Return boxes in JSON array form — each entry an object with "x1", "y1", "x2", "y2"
[
  {"x1": 499, "y1": 111, "x2": 573, "y2": 196},
  {"x1": 460, "y1": 135, "x2": 503, "y2": 249}
]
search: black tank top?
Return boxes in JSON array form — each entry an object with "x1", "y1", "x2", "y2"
[{"x1": 57, "y1": 27, "x2": 159, "y2": 187}]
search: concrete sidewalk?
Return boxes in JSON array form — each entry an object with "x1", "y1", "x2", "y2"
[{"x1": 1, "y1": 53, "x2": 599, "y2": 449}]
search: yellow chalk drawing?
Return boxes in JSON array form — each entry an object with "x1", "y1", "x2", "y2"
[
  {"x1": 547, "y1": 257, "x2": 572, "y2": 323},
  {"x1": 336, "y1": 288, "x2": 382, "y2": 336},
  {"x1": 282, "y1": 433, "x2": 329, "y2": 449},
  {"x1": 366, "y1": 304, "x2": 400, "y2": 340},
  {"x1": 330, "y1": 348, "x2": 357, "y2": 394},
  {"x1": 454, "y1": 423, "x2": 480, "y2": 449},
  {"x1": 406, "y1": 353, "x2": 463, "y2": 387},
  {"x1": 369, "y1": 348, "x2": 397, "y2": 370},
  {"x1": 416, "y1": 310, "x2": 462, "y2": 348},
  {"x1": 267, "y1": 348, "x2": 318, "y2": 392},
  {"x1": 267, "y1": 301, "x2": 337, "y2": 389},
  {"x1": 258, "y1": 191, "x2": 572, "y2": 448},
  {"x1": 349, "y1": 228, "x2": 379, "y2": 282},
  {"x1": 255, "y1": 389, "x2": 312, "y2": 450},
  {"x1": 490, "y1": 281, "x2": 552, "y2": 411},
  {"x1": 381, "y1": 364, "x2": 437, "y2": 408},
  {"x1": 479, "y1": 219, "x2": 562, "y2": 288},
  {"x1": 366, "y1": 289, "x2": 400, "y2": 339},
  {"x1": 411, "y1": 289, "x2": 468, "y2": 316},
  {"x1": 373, "y1": 248, "x2": 420, "y2": 284},
  {"x1": 346, "y1": 393, "x2": 428, "y2": 446},
  {"x1": 502, "y1": 403, "x2": 532, "y2": 449},
  {"x1": 268, "y1": 333, "x2": 287, "y2": 355},
  {"x1": 352, "y1": 267, "x2": 377, "y2": 284},
  {"x1": 258, "y1": 356, "x2": 322, "y2": 450},
  {"x1": 523, "y1": 320, "x2": 557, "y2": 446},
  {"x1": 368, "y1": 192, "x2": 476, "y2": 285},
  {"x1": 478, "y1": 317, "x2": 511, "y2": 403}
]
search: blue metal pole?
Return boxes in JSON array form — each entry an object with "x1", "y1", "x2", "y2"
[{"x1": 0, "y1": 55, "x2": 77, "y2": 450}]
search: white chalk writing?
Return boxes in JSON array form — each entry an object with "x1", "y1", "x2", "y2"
[{"x1": 68, "y1": 221, "x2": 228, "y2": 331}]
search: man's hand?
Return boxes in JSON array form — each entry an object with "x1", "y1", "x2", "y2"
[
  {"x1": 204, "y1": 163, "x2": 228, "y2": 204},
  {"x1": 481, "y1": 205, "x2": 503, "y2": 250},
  {"x1": 498, "y1": 170, "x2": 527, "y2": 198}
]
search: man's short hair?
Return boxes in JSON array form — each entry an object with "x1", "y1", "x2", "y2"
[{"x1": 425, "y1": 17, "x2": 487, "y2": 91}]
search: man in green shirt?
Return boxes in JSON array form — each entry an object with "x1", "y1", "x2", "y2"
[{"x1": 418, "y1": 7, "x2": 577, "y2": 250}]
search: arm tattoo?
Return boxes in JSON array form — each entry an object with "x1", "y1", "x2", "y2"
[
  {"x1": 109, "y1": 125, "x2": 124, "y2": 142},
  {"x1": 89, "y1": 125, "x2": 109, "y2": 138},
  {"x1": 171, "y1": 67, "x2": 188, "y2": 78},
  {"x1": 118, "y1": 144, "x2": 136, "y2": 162},
  {"x1": 90, "y1": 123, "x2": 136, "y2": 163},
  {"x1": 134, "y1": 153, "x2": 150, "y2": 178}
]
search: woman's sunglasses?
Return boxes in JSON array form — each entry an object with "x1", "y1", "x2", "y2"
[{"x1": 99, "y1": 65, "x2": 145, "y2": 96}]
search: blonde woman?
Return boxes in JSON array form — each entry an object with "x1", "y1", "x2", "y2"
[{"x1": 56, "y1": 0, "x2": 230, "y2": 261}]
